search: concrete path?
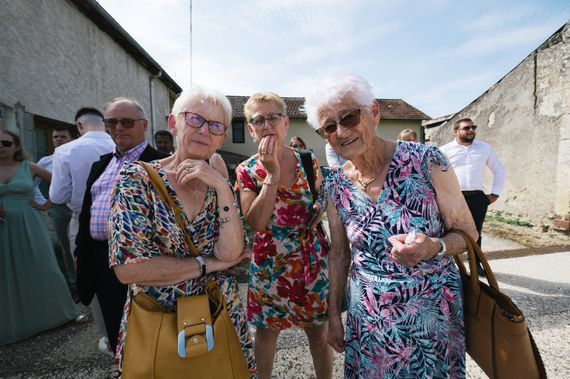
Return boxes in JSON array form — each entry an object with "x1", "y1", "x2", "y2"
[{"x1": 1, "y1": 236, "x2": 568, "y2": 378}]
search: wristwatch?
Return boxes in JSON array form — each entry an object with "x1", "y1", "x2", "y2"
[
  {"x1": 194, "y1": 256, "x2": 207, "y2": 278},
  {"x1": 434, "y1": 238, "x2": 447, "y2": 259}
]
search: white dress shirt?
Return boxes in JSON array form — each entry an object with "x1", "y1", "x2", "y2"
[
  {"x1": 32, "y1": 155, "x2": 54, "y2": 205},
  {"x1": 325, "y1": 143, "x2": 346, "y2": 167},
  {"x1": 440, "y1": 139, "x2": 505, "y2": 195},
  {"x1": 49, "y1": 131, "x2": 115, "y2": 213}
]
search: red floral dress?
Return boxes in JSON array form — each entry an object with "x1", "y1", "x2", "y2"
[{"x1": 236, "y1": 150, "x2": 329, "y2": 329}]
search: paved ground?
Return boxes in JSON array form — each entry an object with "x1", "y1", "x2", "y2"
[{"x1": 1, "y1": 234, "x2": 568, "y2": 378}]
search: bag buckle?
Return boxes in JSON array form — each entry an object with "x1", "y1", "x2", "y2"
[{"x1": 177, "y1": 324, "x2": 214, "y2": 358}]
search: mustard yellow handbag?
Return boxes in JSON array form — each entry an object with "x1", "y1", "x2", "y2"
[
  {"x1": 452, "y1": 229, "x2": 547, "y2": 379},
  {"x1": 122, "y1": 162, "x2": 250, "y2": 379}
]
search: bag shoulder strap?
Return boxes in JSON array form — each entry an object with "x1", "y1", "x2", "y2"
[
  {"x1": 139, "y1": 161, "x2": 200, "y2": 257},
  {"x1": 300, "y1": 150, "x2": 316, "y2": 205}
]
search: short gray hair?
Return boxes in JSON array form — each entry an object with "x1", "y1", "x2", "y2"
[
  {"x1": 171, "y1": 86, "x2": 232, "y2": 127},
  {"x1": 304, "y1": 73, "x2": 376, "y2": 130}
]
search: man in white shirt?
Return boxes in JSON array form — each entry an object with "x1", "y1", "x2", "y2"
[
  {"x1": 440, "y1": 117, "x2": 506, "y2": 252},
  {"x1": 49, "y1": 107, "x2": 115, "y2": 252}
]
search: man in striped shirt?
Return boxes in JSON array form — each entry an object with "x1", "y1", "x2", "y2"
[{"x1": 75, "y1": 98, "x2": 167, "y2": 353}]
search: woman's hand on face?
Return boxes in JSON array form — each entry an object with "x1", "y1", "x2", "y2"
[
  {"x1": 388, "y1": 232, "x2": 440, "y2": 268},
  {"x1": 176, "y1": 159, "x2": 227, "y2": 190},
  {"x1": 258, "y1": 135, "x2": 280, "y2": 176}
]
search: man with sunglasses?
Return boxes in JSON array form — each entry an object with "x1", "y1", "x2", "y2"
[
  {"x1": 74, "y1": 98, "x2": 168, "y2": 355},
  {"x1": 440, "y1": 118, "x2": 505, "y2": 274}
]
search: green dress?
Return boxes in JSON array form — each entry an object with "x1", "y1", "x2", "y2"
[{"x1": 0, "y1": 161, "x2": 79, "y2": 346}]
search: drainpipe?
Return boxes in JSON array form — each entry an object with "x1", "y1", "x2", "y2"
[{"x1": 149, "y1": 70, "x2": 163, "y2": 143}]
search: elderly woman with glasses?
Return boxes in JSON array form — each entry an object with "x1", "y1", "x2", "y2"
[
  {"x1": 108, "y1": 87, "x2": 256, "y2": 377},
  {"x1": 305, "y1": 74, "x2": 477, "y2": 379},
  {"x1": 235, "y1": 93, "x2": 332, "y2": 379}
]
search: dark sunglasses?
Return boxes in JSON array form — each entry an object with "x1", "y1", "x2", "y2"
[
  {"x1": 104, "y1": 118, "x2": 144, "y2": 129},
  {"x1": 0, "y1": 140, "x2": 15, "y2": 147},
  {"x1": 459, "y1": 125, "x2": 477, "y2": 131},
  {"x1": 180, "y1": 112, "x2": 227, "y2": 136},
  {"x1": 290, "y1": 144, "x2": 305, "y2": 149},
  {"x1": 316, "y1": 109, "x2": 361, "y2": 138}
]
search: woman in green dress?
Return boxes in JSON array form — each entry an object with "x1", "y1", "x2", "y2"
[{"x1": 0, "y1": 129, "x2": 82, "y2": 346}]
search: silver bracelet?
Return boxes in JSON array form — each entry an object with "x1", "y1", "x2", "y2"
[{"x1": 219, "y1": 209, "x2": 240, "y2": 224}]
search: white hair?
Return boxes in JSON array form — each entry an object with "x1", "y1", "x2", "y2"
[
  {"x1": 304, "y1": 73, "x2": 376, "y2": 130},
  {"x1": 171, "y1": 86, "x2": 232, "y2": 127}
]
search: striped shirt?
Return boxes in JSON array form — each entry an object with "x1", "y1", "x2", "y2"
[{"x1": 89, "y1": 141, "x2": 148, "y2": 240}]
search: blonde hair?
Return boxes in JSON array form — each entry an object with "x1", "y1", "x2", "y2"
[
  {"x1": 244, "y1": 92, "x2": 287, "y2": 122},
  {"x1": 397, "y1": 129, "x2": 418, "y2": 142}
]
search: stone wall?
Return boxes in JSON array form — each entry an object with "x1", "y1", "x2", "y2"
[
  {"x1": 430, "y1": 23, "x2": 569, "y2": 225},
  {"x1": 0, "y1": 0, "x2": 176, "y2": 156}
]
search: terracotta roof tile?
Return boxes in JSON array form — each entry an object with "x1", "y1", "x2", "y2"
[{"x1": 227, "y1": 96, "x2": 430, "y2": 121}]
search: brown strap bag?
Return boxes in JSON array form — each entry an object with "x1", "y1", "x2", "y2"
[
  {"x1": 121, "y1": 162, "x2": 250, "y2": 378},
  {"x1": 452, "y1": 229, "x2": 547, "y2": 379}
]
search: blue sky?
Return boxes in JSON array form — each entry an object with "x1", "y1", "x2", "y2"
[{"x1": 95, "y1": 0, "x2": 569, "y2": 118}]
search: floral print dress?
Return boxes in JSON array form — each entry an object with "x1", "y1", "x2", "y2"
[
  {"x1": 109, "y1": 160, "x2": 256, "y2": 377},
  {"x1": 325, "y1": 142, "x2": 465, "y2": 379},
  {"x1": 236, "y1": 150, "x2": 329, "y2": 329}
]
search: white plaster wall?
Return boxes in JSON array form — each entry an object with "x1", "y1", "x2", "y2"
[{"x1": 0, "y1": 0, "x2": 174, "y2": 137}]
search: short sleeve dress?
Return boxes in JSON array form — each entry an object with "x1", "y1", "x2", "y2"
[
  {"x1": 109, "y1": 160, "x2": 256, "y2": 377},
  {"x1": 324, "y1": 142, "x2": 465, "y2": 379},
  {"x1": 236, "y1": 149, "x2": 329, "y2": 329}
]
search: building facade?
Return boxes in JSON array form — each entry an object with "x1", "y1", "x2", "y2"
[{"x1": 0, "y1": 0, "x2": 181, "y2": 159}]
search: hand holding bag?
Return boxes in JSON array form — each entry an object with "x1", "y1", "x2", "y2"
[
  {"x1": 452, "y1": 229, "x2": 547, "y2": 379},
  {"x1": 121, "y1": 162, "x2": 250, "y2": 379}
]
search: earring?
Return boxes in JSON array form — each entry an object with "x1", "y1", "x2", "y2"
[{"x1": 252, "y1": 138, "x2": 258, "y2": 144}]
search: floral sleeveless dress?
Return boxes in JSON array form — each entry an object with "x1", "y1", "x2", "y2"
[
  {"x1": 324, "y1": 142, "x2": 465, "y2": 378},
  {"x1": 236, "y1": 150, "x2": 329, "y2": 329},
  {"x1": 109, "y1": 161, "x2": 256, "y2": 377}
]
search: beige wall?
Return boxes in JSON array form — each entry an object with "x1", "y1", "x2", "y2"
[
  {"x1": 0, "y1": 0, "x2": 175, "y2": 157},
  {"x1": 430, "y1": 23, "x2": 570, "y2": 224}
]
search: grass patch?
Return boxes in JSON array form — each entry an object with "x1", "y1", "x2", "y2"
[{"x1": 487, "y1": 211, "x2": 534, "y2": 228}]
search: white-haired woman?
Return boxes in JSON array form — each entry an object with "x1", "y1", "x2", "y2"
[
  {"x1": 305, "y1": 74, "x2": 477, "y2": 378},
  {"x1": 109, "y1": 87, "x2": 255, "y2": 377}
]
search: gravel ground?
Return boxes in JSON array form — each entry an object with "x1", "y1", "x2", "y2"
[{"x1": 1, "y1": 245, "x2": 568, "y2": 378}]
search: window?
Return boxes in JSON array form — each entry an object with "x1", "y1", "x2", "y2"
[{"x1": 232, "y1": 120, "x2": 245, "y2": 143}]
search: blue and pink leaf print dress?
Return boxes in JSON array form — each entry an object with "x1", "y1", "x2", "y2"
[{"x1": 324, "y1": 142, "x2": 465, "y2": 379}]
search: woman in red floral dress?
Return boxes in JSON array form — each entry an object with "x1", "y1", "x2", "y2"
[{"x1": 236, "y1": 92, "x2": 332, "y2": 379}]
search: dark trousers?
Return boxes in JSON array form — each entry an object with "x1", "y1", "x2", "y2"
[
  {"x1": 93, "y1": 241, "x2": 128, "y2": 352},
  {"x1": 462, "y1": 190, "x2": 490, "y2": 247}
]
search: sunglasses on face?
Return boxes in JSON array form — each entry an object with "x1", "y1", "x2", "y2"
[
  {"x1": 290, "y1": 144, "x2": 305, "y2": 149},
  {"x1": 316, "y1": 109, "x2": 361, "y2": 138},
  {"x1": 181, "y1": 112, "x2": 227, "y2": 136},
  {"x1": 249, "y1": 113, "x2": 284, "y2": 129},
  {"x1": 459, "y1": 125, "x2": 477, "y2": 131},
  {"x1": 104, "y1": 118, "x2": 144, "y2": 129},
  {"x1": 0, "y1": 140, "x2": 15, "y2": 147}
]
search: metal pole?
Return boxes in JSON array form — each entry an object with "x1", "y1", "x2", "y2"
[{"x1": 189, "y1": 0, "x2": 193, "y2": 88}]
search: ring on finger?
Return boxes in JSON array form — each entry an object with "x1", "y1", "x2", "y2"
[{"x1": 186, "y1": 167, "x2": 192, "y2": 174}]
